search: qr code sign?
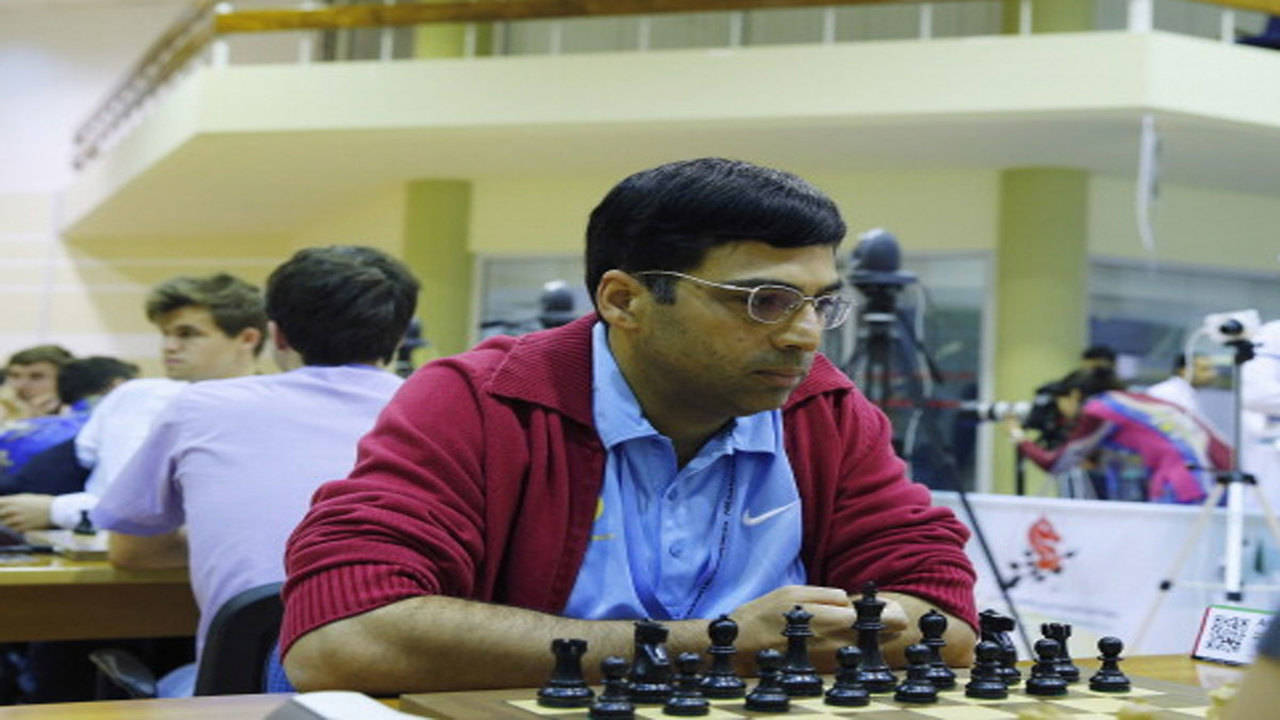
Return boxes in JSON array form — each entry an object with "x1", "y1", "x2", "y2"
[
  {"x1": 1203, "y1": 614, "x2": 1251, "y2": 653},
  {"x1": 1194, "y1": 605, "x2": 1274, "y2": 664}
]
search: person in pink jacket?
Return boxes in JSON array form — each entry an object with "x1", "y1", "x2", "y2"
[{"x1": 282, "y1": 158, "x2": 978, "y2": 694}]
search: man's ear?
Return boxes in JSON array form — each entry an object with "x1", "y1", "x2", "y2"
[
  {"x1": 237, "y1": 325, "x2": 264, "y2": 354},
  {"x1": 268, "y1": 321, "x2": 289, "y2": 352},
  {"x1": 596, "y1": 270, "x2": 646, "y2": 330}
]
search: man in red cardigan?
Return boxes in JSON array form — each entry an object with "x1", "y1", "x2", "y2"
[{"x1": 282, "y1": 158, "x2": 977, "y2": 693}]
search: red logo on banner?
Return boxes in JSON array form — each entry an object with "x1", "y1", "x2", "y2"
[
  {"x1": 1003, "y1": 515, "x2": 1077, "y2": 589},
  {"x1": 1028, "y1": 516, "x2": 1063, "y2": 572}
]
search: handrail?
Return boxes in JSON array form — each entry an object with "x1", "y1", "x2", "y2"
[{"x1": 72, "y1": 0, "x2": 1280, "y2": 170}]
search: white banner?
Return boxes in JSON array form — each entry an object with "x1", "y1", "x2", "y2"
[{"x1": 932, "y1": 492, "x2": 1280, "y2": 660}]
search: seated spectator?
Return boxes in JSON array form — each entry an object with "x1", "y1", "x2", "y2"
[
  {"x1": 0, "y1": 274, "x2": 264, "y2": 532},
  {"x1": 93, "y1": 245, "x2": 418, "y2": 697},
  {"x1": 1006, "y1": 368, "x2": 1230, "y2": 503},
  {"x1": 0, "y1": 346, "x2": 74, "y2": 423},
  {"x1": 0, "y1": 357, "x2": 138, "y2": 490},
  {"x1": 1080, "y1": 344, "x2": 1117, "y2": 375}
]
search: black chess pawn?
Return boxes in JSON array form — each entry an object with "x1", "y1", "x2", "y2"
[
  {"x1": 918, "y1": 609, "x2": 956, "y2": 690},
  {"x1": 590, "y1": 656, "x2": 635, "y2": 720},
  {"x1": 629, "y1": 620, "x2": 673, "y2": 704},
  {"x1": 1088, "y1": 636, "x2": 1131, "y2": 693},
  {"x1": 744, "y1": 649, "x2": 790, "y2": 713},
  {"x1": 1040, "y1": 622, "x2": 1080, "y2": 683},
  {"x1": 663, "y1": 652, "x2": 709, "y2": 716},
  {"x1": 965, "y1": 640, "x2": 1008, "y2": 700},
  {"x1": 1024, "y1": 638, "x2": 1069, "y2": 697},
  {"x1": 537, "y1": 638, "x2": 595, "y2": 708},
  {"x1": 699, "y1": 615, "x2": 745, "y2": 699},
  {"x1": 893, "y1": 644, "x2": 939, "y2": 704},
  {"x1": 73, "y1": 509, "x2": 94, "y2": 535},
  {"x1": 779, "y1": 605, "x2": 823, "y2": 696},
  {"x1": 853, "y1": 582, "x2": 897, "y2": 693},
  {"x1": 824, "y1": 646, "x2": 870, "y2": 707}
]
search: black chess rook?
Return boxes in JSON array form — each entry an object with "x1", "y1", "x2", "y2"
[
  {"x1": 1041, "y1": 622, "x2": 1080, "y2": 683},
  {"x1": 537, "y1": 638, "x2": 594, "y2": 708},
  {"x1": 779, "y1": 605, "x2": 823, "y2": 696}
]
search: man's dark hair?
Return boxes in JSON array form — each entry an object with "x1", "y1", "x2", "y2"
[
  {"x1": 1057, "y1": 367, "x2": 1124, "y2": 399},
  {"x1": 6, "y1": 345, "x2": 74, "y2": 369},
  {"x1": 57, "y1": 357, "x2": 139, "y2": 406},
  {"x1": 1081, "y1": 344, "x2": 1117, "y2": 364},
  {"x1": 584, "y1": 158, "x2": 847, "y2": 305},
  {"x1": 266, "y1": 246, "x2": 420, "y2": 366},
  {"x1": 1172, "y1": 353, "x2": 1187, "y2": 373},
  {"x1": 145, "y1": 274, "x2": 268, "y2": 354}
]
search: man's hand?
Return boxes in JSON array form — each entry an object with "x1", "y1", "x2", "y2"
[
  {"x1": 730, "y1": 585, "x2": 857, "y2": 671},
  {"x1": 1002, "y1": 419, "x2": 1027, "y2": 443},
  {"x1": 0, "y1": 493, "x2": 54, "y2": 531}
]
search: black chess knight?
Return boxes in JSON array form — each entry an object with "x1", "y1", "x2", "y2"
[{"x1": 628, "y1": 620, "x2": 673, "y2": 704}]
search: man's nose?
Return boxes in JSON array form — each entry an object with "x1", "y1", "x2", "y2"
[{"x1": 773, "y1": 302, "x2": 822, "y2": 352}]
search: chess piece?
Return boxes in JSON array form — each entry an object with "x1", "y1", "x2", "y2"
[
  {"x1": 1041, "y1": 622, "x2": 1080, "y2": 683},
  {"x1": 894, "y1": 644, "x2": 939, "y2": 704},
  {"x1": 663, "y1": 652, "x2": 709, "y2": 716},
  {"x1": 979, "y1": 609, "x2": 1021, "y2": 687},
  {"x1": 919, "y1": 609, "x2": 956, "y2": 690},
  {"x1": 1025, "y1": 638, "x2": 1069, "y2": 697},
  {"x1": 823, "y1": 646, "x2": 870, "y2": 707},
  {"x1": 779, "y1": 605, "x2": 823, "y2": 696},
  {"x1": 590, "y1": 656, "x2": 635, "y2": 720},
  {"x1": 965, "y1": 640, "x2": 1008, "y2": 700},
  {"x1": 699, "y1": 615, "x2": 745, "y2": 699},
  {"x1": 73, "y1": 509, "x2": 94, "y2": 536},
  {"x1": 744, "y1": 649, "x2": 790, "y2": 713},
  {"x1": 853, "y1": 582, "x2": 897, "y2": 692},
  {"x1": 1089, "y1": 636, "x2": 1132, "y2": 693},
  {"x1": 537, "y1": 638, "x2": 594, "y2": 708},
  {"x1": 629, "y1": 619, "x2": 673, "y2": 704}
]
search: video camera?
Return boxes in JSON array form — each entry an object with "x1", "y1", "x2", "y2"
[{"x1": 962, "y1": 380, "x2": 1070, "y2": 449}]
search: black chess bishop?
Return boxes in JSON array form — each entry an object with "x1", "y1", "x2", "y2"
[{"x1": 779, "y1": 605, "x2": 823, "y2": 696}]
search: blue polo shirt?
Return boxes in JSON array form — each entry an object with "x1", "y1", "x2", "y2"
[{"x1": 563, "y1": 323, "x2": 805, "y2": 621}]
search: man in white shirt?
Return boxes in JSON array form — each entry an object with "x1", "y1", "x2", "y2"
[
  {"x1": 0, "y1": 273, "x2": 265, "y2": 531},
  {"x1": 1146, "y1": 352, "x2": 1217, "y2": 419},
  {"x1": 1243, "y1": 320, "x2": 1280, "y2": 510}
]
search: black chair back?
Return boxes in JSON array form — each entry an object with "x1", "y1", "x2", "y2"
[{"x1": 194, "y1": 582, "x2": 284, "y2": 695}]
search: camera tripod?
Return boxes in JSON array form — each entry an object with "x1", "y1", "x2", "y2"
[
  {"x1": 1133, "y1": 337, "x2": 1280, "y2": 650},
  {"x1": 841, "y1": 276, "x2": 1034, "y2": 657}
]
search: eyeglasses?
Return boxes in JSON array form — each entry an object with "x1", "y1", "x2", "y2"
[{"x1": 636, "y1": 270, "x2": 854, "y2": 330}]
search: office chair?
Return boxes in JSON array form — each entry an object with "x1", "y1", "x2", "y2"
[{"x1": 89, "y1": 581, "x2": 284, "y2": 698}]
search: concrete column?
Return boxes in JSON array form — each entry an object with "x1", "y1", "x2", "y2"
[
  {"x1": 991, "y1": 169, "x2": 1089, "y2": 493},
  {"x1": 1001, "y1": 0, "x2": 1094, "y2": 34},
  {"x1": 403, "y1": 181, "x2": 473, "y2": 359}
]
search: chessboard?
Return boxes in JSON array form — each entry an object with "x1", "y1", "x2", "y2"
[{"x1": 399, "y1": 671, "x2": 1212, "y2": 719}]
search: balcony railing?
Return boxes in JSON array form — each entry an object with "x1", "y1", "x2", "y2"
[{"x1": 72, "y1": 0, "x2": 1280, "y2": 170}]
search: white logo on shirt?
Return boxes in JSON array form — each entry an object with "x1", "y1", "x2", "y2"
[{"x1": 741, "y1": 500, "x2": 799, "y2": 527}]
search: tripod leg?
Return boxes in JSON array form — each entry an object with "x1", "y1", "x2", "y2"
[
  {"x1": 1132, "y1": 481, "x2": 1227, "y2": 651},
  {"x1": 1247, "y1": 483, "x2": 1280, "y2": 551}
]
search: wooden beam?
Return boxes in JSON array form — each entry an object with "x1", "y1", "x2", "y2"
[{"x1": 215, "y1": 0, "x2": 938, "y2": 34}]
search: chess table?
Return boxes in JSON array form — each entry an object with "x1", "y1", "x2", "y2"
[
  {"x1": 0, "y1": 553, "x2": 196, "y2": 642},
  {"x1": 399, "y1": 656, "x2": 1231, "y2": 720}
]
